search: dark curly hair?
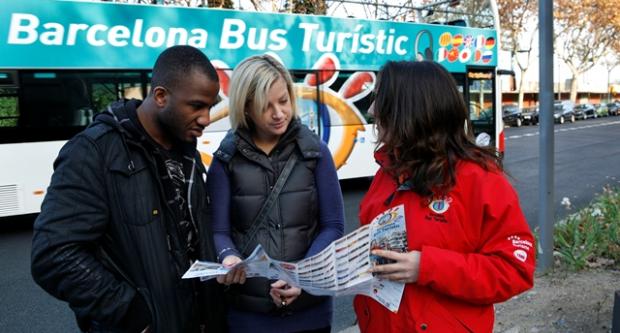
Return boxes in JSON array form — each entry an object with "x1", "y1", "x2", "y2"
[
  {"x1": 373, "y1": 60, "x2": 501, "y2": 198},
  {"x1": 151, "y1": 45, "x2": 218, "y2": 93}
]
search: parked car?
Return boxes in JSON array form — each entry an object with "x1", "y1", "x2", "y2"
[
  {"x1": 502, "y1": 104, "x2": 523, "y2": 127},
  {"x1": 573, "y1": 103, "x2": 596, "y2": 120},
  {"x1": 521, "y1": 106, "x2": 539, "y2": 125},
  {"x1": 594, "y1": 103, "x2": 609, "y2": 117},
  {"x1": 607, "y1": 102, "x2": 619, "y2": 116},
  {"x1": 553, "y1": 101, "x2": 576, "y2": 124}
]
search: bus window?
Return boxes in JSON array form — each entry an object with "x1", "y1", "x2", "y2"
[
  {"x1": 18, "y1": 72, "x2": 92, "y2": 128},
  {"x1": 90, "y1": 71, "x2": 146, "y2": 114},
  {"x1": 0, "y1": 70, "x2": 148, "y2": 143},
  {"x1": 467, "y1": 69, "x2": 495, "y2": 145},
  {"x1": 0, "y1": 72, "x2": 18, "y2": 127}
]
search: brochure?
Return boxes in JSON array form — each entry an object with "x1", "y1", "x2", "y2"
[{"x1": 182, "y1": 204, "x2": 408, "y2": 312}]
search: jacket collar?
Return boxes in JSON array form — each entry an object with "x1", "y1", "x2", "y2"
[{"x1": 94, "y1": 99, "x2": 195, "y2": 158}]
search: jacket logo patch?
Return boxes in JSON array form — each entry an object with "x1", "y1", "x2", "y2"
[
  {"x1": 428, "y1": 196, "x2": 452, "y2": 214},
  {"x1": 513, "y1": 249, "x2": 528, "y2": 262}
]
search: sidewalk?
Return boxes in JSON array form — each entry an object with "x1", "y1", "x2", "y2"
[{"x1": 337, "y1": 326, "x2": 359, "y2": 333}]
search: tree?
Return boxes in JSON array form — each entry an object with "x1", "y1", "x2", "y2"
[
  {"x1": 235, "y1": 0, "x2": 325, "y2": 13},
  {"x1": 554, "y1": 0, "x2": 620, "y2": 102},
  {"x1": 290, "y1": 0, "x2": 326, "y2": 14},
  {"x1": 497, "y1": 0, "x2": 537, "y2": 109},
  {"x1": 207, "y1": 0, "x2": 234, "y2": 8},
  {"x1": 601, "y1": 53, "x2": 620, "y2": 101},
  {"x1": 429, "y1": 1, "x2": 494, "y2": 28},
  {"x1": 101, "y1": 0, "x2": 233, "y2": 8}
]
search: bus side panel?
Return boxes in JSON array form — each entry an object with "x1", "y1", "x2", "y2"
[
  {"x1": 0, "y1": 141, "x2": 65, "y2": 217},
  {"x1": 328, "y1": 124, "x2": 378, "y2": 180}
]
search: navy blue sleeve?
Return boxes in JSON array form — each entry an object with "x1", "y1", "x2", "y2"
[
  {"x1": 305, "y1": 142, "x2": 345, "y2": 257},
  {"x1": 206, "y1": 157, "x2": 241, "y2": 261}
]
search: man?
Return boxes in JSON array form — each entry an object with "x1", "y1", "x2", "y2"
[{"x1": 31, "y1": 45, "x2": 223, "y2": 333}]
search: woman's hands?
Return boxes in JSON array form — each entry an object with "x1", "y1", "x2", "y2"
[
  {"x1": 269, "y1": 280, "x2": 302, "y2": 307},
  {"x1": 216, "y1": 255, "x2": 246, "y2": 285},
  {"x1": 369, "y1": 250, "x2": 421, "y2": 283}
]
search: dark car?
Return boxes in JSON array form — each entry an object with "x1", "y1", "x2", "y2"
[
  {"x1": 553, "y1": 101, "x2": 575, "y2": 124},
  {"x1": 502, "y1": 104, "x2": 523, "y2": 127},
  {"x1": 606, "y1": 102, "x2": 618, "y2": 116},
  {"x1": 573, "y1": 103, "x2": 595, "y2": 120},
  {"x1": 521, "y1": 106, "x2": 539, "y2": 125}
]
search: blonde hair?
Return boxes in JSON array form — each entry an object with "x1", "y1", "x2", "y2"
[{"x1": 228, "y1": 54, "x2": 297, "y2": 130}]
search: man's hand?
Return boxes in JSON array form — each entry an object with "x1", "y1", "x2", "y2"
[
  {"x1": 216, "y1": 255, "x2": 246, "y2": 285},
  {"x1": 269, "y1": 280, "x2": 301, "y2": 307},
  {"x1": 369, "y1": 250, "x2": 421, "y2": 283}
]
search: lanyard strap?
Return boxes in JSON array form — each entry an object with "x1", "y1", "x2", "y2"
[{"x1": 239, "y1": 153, "x2": 298, "y2": 255}]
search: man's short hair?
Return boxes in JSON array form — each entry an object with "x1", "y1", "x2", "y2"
[{"x1": 151, "y1": 45, "x2": 218, "y2": 92}]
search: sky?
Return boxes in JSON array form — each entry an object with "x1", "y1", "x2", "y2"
[{"x1": 508, "y1": 25, "x2": 620, "y2": 94}]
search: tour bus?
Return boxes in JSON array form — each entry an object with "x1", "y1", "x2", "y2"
[{"x1": 0, "y1": 0, "x2": 502, "y2": 218}]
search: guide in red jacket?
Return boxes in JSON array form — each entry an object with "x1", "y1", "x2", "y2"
[{"x1": 354, "y1": 60, "x2": 535, "y2": 333}]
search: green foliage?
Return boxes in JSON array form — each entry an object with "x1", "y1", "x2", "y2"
[
  {"x1": 0, "y1": 92, "x2": 18, "y2": 127},
  {"x1": 553, "y1": 186, "x2": 620, "y2": 270},
  {"x1": 91, "y1": 83, "x2": 121, "y2": 114}
]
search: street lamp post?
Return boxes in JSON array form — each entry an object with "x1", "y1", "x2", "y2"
[
  {"x1": 538, "y1": 0, "x2": 555, "y2": 273},
  {"x1": 557, "y1": 58, "x2": 561, "y2": 101},
  {"x1": 608, "y1": 68, "x2": 612, "y2": 102}
]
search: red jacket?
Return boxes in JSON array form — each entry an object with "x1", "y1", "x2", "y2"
[{"x1": 354, "y1": 152, "x2": 535, "y2": 333}]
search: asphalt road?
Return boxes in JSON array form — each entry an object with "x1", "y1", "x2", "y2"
[
  {"x1": 1, "y1": 116, "x2": 619, "y2": 332},
  {"x1": 502, "y1": 116, "x2": 620, "y2": 227}
]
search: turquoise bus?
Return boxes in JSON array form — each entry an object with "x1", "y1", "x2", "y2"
[{"x1": 0, "y1": 0, "x2": 502, "y2": 218}]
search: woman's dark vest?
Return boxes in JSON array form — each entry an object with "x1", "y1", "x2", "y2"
[{"x1": 213, "y1": 121, "x2": 327, "y2": 314}]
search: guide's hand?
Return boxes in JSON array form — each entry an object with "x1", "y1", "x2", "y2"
[
  {"x1": 270, "y1": 280, "x2": 301, "y2": 307},
  {"x1": 216, "y1": 255, "x2": 246, "y2": 285},
  {"x1": 369, "y1": 250, "x2": 421, "y2": 284}
]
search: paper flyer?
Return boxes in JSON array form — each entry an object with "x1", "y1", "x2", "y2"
[{"x1": 183, "y1": 204, "x2": 408, "y2": 312}]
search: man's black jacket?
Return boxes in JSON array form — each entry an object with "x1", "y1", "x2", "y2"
[{"x1": 31, "y1": 100, "x2": 225, "y2": 333}]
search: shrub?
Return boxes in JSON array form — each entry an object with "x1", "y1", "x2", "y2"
[{"x1": 553, "y1": 186, "x2": 620, "y2": 270}]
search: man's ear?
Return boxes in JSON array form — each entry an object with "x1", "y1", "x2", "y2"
[{"x1": 152, "y1": 86, "x2": 168, "y2": 107}]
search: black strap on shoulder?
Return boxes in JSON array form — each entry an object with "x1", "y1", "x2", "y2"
[{"x1": 239, "y1": 153, "x2": 298, "y2": 255}]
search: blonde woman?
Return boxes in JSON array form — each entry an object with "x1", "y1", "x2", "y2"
[{"x1": 207, "y1": 54, "x2": 344, "y2": 333}]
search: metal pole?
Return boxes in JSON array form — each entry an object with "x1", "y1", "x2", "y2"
[
  {"x1": 557, "y1": 60, "x2": 561, "y2": 100},
  {"x1": 556, "y1": 58, "x2": 559, "y2": 100},
  {"x1": 613, "y1": 290, "x2": 620, "y2": 333},
  {"x1": 537, "y1": 0, "x2": 554, "y2": 273},
  {"x1": 609, "y1": 69, "x2": 612, "y2": 102}
]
